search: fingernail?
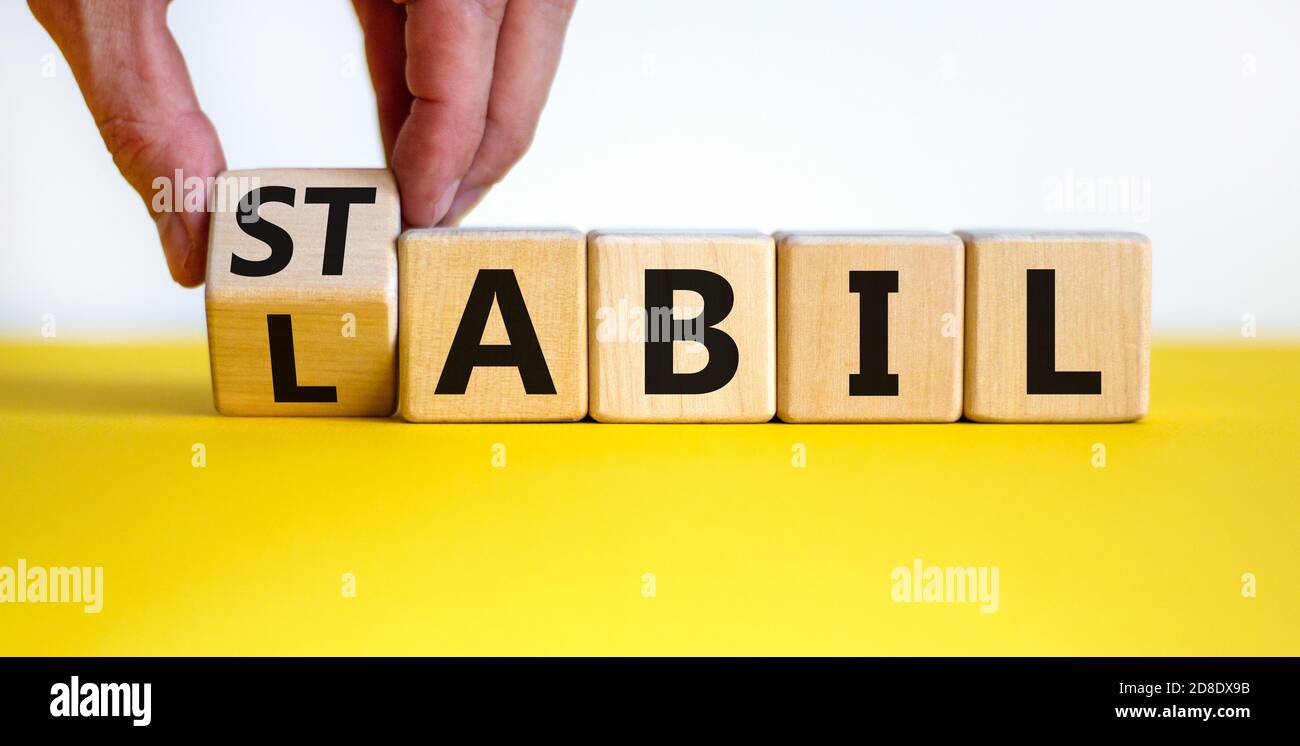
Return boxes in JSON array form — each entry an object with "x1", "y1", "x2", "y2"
[
  {"x1": 156, "y1": 212, "x2": 191, "y2": 282},
  {"x1": 180, "y1": 213, "x2": 207, "y2": 283},
  {"x1": 432, "y1": 179, "x2": 460, "y2": 224},
  {"x1": 443, "y1": 186, "x2": 488, "y2": 226}
]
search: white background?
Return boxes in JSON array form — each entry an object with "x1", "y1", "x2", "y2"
[{"x1": 1, "y1": 0, "x2": 1296, "y2": 339}]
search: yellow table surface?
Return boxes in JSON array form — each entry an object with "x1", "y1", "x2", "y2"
[{"x1": 0, "y1": 341, "x2": 1296, "y2": 655}]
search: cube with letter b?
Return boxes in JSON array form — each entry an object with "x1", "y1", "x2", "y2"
[
  {"x1": 588, "y1": 231, "x2": 776, "y2": 422},
  {"x1": 959, "y1": 231, "x2": 1151, "y2": 422},
  {"x1": 205, "y1": 168, "x2": 398, "y2": 416},
  {"x1": 398, "y1": 229, "x2": 587, "y2": 422}
]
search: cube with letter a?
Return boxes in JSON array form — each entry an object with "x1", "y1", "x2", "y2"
[{"x1": 398, "y1": 228, "x2": 587, "y2": 422}]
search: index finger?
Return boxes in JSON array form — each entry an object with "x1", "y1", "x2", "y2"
[{"x1": 391, "y1": 0, "x2": 507, "y2": 227}]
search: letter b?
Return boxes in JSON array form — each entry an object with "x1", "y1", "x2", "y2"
[{"x1": 644, "y1": 269, "x2": 739, "y2": 395}]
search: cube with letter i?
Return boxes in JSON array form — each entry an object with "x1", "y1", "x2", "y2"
[{"x1": 776, "y1": 232, "x2": 964, "y2": 422}]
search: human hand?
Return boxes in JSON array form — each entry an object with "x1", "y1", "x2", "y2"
[{"x1": 30, "y1": 0, "x2": 576, "y2": 287}]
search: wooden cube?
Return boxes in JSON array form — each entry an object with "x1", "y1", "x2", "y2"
[
  {"x1": 776, "y1": 232, "x2": 964, "y2": 422},
  {"x1": 398, "y1": 229, "x2": 587, "y2": 422},
  {"x1": 960, "y1": 231, "x2": 1150, "y2": 422},
  {"x1": 588, "y1": 231, "x2": 775, "y2": 422},
  {"x1": 205, "y1": 168, "x2": 398, "y2": 416}
]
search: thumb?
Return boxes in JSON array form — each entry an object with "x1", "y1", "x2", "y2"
[{"x1": 31, "y1": 0, "x2": 226, "y2": 287}]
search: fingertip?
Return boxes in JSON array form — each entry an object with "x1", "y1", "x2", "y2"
[
  {"x1": 441, "y1": 185, "x2": 489, "y2": 226},
  {"x1": 156, "y1": 213, "x2": 188, "y2": 284},
  {"x1": 395, "y1": 159, "x2": 460, "y2": 227},
  {"x1": 176, "y1": 250, "x2": 206, "y2": 288},
  {"x1": 157, "y1": 211, "x2": 207, "y2": 288},
  {"x1": 175, "y1": 271, "x2": 205, "y2": 289},
  {"x1": 178, "y1": 211, "x2": 209, "y2": 287}
]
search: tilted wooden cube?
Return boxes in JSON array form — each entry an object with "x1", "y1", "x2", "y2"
[
  {"x1": 587, "y1": 231, "x2": 775, "y2": 422},
  {"x1": 959, "y1": 231, "x2": 1151, "y2": 422},
  {"x1": 776, "y1": 232, "x2": 964, "y2": 422},
  {"x1": 398, "y1": 229, "x2": 587, "y2": 422},
  {"x1": 205, "y1": 168, "x2": 398, "y2": 416}
]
